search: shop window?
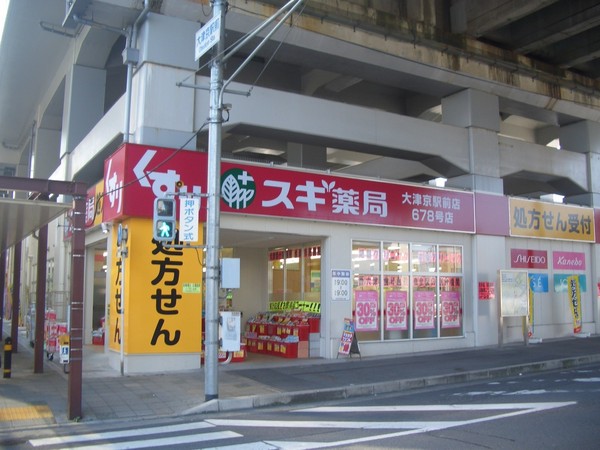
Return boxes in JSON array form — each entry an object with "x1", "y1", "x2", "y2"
[
  {"x1": 352, "y1": 241, "x2": 381, "y2": 273},
  {"x1": 411, "y1": 243, "x2": 437, "y2": 273},
  {"x1": 268, "y1": 244, "x2": 321, "y2": 310},
  {"x1": 383, "y1": 274, "x2": 410, "y2": 340},
  {"x1": 383, "y1": 242, "x2": 409, "y2": 273},
  {"x1": 412, "y1": 275, "x2": 438, "y2": 338},
  {"x1": 93, "y1": 248, "x2": 108, "y2": 330},
  {"x1": 440, "y1": 245, "x2": 462, "y2": 273},
  {"x1": 352, "y1": 240, "x2": 463, "y2": 342},
  {"x1": 383, "y1": 243, "x2": 410, "y2": 340},
  {"x1": 440, "y1": 276, "x2": 463, "y2": 337},
  {"x1": 303, "y1": 246, "x2": 321, "y2": 303},
  {"x1": 353, "y1": 273, "x2": 381, "y2": 341},
  {"x1": 352, "y1": 241, "x2": 383, "y2": 341}
]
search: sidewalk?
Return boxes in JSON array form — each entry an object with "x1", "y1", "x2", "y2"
[{"x1": 1, "y1": 330, "x2": 600, "y2": 432}]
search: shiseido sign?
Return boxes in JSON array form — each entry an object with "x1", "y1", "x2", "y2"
[{"x1": 511, "y1": 249, "x2": 548, "y2": 269}]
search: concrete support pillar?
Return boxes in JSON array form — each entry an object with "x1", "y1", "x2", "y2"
[
  {"x1": 559, "y1": 120, "x2": 600, "y2": 207},
  {"x1": 134, "y1": 65, "x2": 196, "y2": 149},
  {"x1": 33, "y1": 128, "x2": 61, "y2": 180},
  {"x1": 560, "y1": 120, "x2": 600, "y2": 336},
  {"x1": 131, "y1": 14, "x2": 200, "y2": 149},
  {"x1": 442, "y1": 89, "x2": 503, "y2": 194},
  {"x1": 61, "y1": 65, "x2": 106, "y2": 159},
  {"x1": 287, "y1": 142, "x2": 328, "y2": 170},
  {"x1": 442, "y1": 89, "x2": 505, "y2": 346}
]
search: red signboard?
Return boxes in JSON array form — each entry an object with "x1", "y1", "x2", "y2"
[
  {"x1": 478, "y1": 281, "x2": 495, "y2": 300},
  {"x1": 553, "y1": 251, "x2": 586, "y2": 271},
  {"x1": 475, "y1": 193, "x2": 509, "y2": 236},
  {"x1": 510, "y1": 248, "x2": 548, "y2": 269},
  {"x1": 103, "y1": 144, "x2": 205, "y2": 221},
  {"x1": 103, "y1": 143, "x2": 475, "y2": 232}
]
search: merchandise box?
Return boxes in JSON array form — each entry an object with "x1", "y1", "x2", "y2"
[
  {"x1": 308, "y1": 317, "x2": 320, "y2": 333},
  {"x1": 279, "y1": 342, "x2": 298, "y2": 358}
]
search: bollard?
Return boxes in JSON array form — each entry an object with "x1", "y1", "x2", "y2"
[{"x1": 3, "y1": 337, "x2": 12, "y2": 378}]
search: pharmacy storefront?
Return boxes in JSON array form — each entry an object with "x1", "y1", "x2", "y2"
[{"x1": 93, "y1": 143, "x2": 597, "y2": 373}]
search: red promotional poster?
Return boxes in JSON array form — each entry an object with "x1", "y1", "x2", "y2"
[
  {"x1": 338, "y1": 319, "x2": 355, "y2": 355},
  {"x1": 441, "y1": 291, "x2": 460, "y2": 328},
  {"x1": 385, "y1": 290, "x2": 408, "y2": 331},
  {"x1": 414, "y1": 291, "x2": 435, "y2": 329},
  {"x1": 354, "y1": 290, "x2": 379, "y2": 332}
]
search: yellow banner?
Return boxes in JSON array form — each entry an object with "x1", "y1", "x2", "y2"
[
  {"x1": 269, "y1": 301, "x2": 321, "y2": 313},
  {"x1": 509, "y1": 198, "x2": 595, "y2": 242},
  {"x1": 567, "y1": 275, "x2": 582, "y2": 334},
  {"x1": 528, "y1": 283, "x2": 534, "y2": 337},
  {"x1": 89, "y1": 180, "x2": 105, "y2": 228},
  {"x1": 108, "y1": 218, "x2": 203, "y2": 354}
]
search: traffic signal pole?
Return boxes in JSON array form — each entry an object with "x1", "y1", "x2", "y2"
[{"x1": 203, "y1": 0, "x2": 304, "y2": 402}]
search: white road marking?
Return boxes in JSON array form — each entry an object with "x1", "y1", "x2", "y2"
[
  {"x1": 57, "y1": 431, "x2": 241, "y2": 450},
  {"x1": 28, "y1": 402, "x2": 577, "y2": 450},
  {"x1": 208, "y1": 419, "x2": 465, "y2": 429},
  {"x1": 29, "y1": 422, "x2": 214, "y2": 447},
  {"x1": 29, "y1": 422, "x2": 215, "y2": 446},
  {"x1": 263, "y1": 402, "x2": 576, "y2": 450},
  {"x1": 205, "y1": 443, "x2": 278, "y2": 449},
  {"x1": 293, "y1": 402, "x2": 574, "y2": 412},
  {"x1": 453, "y1": 390, "x2": 570, "y2": 396}
]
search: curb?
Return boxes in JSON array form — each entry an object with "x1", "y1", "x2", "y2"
[{"x1": 182, "y1": 353, "x2": 600, "y2": 415}]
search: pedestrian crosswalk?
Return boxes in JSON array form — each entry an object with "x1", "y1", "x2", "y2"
[
  {"x1": 27, "y1": 421, "x2": 272, "y2": 449},
  {"x1": 26, "y1": 401, "x2": 576, "y2": 449}
]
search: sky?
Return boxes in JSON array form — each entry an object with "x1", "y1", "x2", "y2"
[{"x1": 0, "y1": 0, "x2": 8, "y2": 51}]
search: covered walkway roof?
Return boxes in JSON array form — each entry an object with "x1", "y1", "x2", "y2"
[
  {"x1": 0, "y1": 176, "x2": 87, "y2": 252},
  {"x1": 0, "y1": 197, "x2": 71, "y2": 253}
]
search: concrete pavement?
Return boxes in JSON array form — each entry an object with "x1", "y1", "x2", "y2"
[{"x1": 2, "y1": 327, "x2": 600, "y2": 433}]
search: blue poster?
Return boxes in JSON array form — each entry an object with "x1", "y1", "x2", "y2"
[
  {"x1": 554, "y1": 274, "x2": 587, "y2": 293},
  {"x1": 529, "y1": 273, "x2": 548, "y2": 293}
]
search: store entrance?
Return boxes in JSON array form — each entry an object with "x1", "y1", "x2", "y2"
[
  {"x1": 91, "y1": 246, "x2": 107, "y2": 346},
  {"x1": 220, "y1": 239, "x2": 322, "y2": 363}
]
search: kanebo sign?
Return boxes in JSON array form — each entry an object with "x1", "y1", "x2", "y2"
[{"x1": 553, "y1": 251, "x2": 586, "y2": 271}]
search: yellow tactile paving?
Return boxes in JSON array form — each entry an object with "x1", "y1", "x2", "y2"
[{"x1": 0, "y1": 405, "x2": 54, "y2": 422}]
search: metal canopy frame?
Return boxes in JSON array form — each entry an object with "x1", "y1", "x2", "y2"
[{"x1": 0, "y1": 175, "x2": 87, "y2": 420}]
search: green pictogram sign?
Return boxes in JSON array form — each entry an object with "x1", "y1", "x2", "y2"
[{"x1": 221, "y1": 168, "x2": 256, "y2": 209}]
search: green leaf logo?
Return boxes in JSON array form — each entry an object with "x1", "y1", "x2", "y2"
[{"x1": 221, "y1": 168, "x2": 256, "y2": 209}]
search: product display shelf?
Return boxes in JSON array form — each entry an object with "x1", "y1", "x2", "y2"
[{"x1": 245, "y1": 311, "x2": 320, "y2": 359}]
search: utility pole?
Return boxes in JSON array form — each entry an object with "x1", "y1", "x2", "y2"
[
  {"x1": 203, "y1": 0, "x2": 304, "y2": 402},
  {"x1": 204, "y1": 0, "x2": 227, "y2": 401}
]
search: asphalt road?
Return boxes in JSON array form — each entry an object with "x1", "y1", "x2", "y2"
[{"x1": 8, "y1": 363, "x2": 600, "y2": 449}]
